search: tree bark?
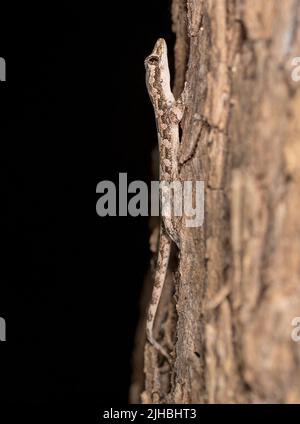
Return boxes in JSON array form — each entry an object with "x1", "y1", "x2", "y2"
[{"x1": 131, "y1": 0, "x2": 300, "y2": 403}]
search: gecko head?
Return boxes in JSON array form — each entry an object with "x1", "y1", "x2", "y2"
[
  {"x1": 144, "y1": 38, "x2": 172, "y2": 104},
  {"x1": 145, "y1": 38, "x2": 168, "y2": 70}
]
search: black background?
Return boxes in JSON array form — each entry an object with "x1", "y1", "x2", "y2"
[{"x1": 0, "y1": 0, "x2": 173, "y2": 413}]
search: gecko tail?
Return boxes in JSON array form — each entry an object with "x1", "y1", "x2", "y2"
[{"x1": 146, "y1": 229, "x2": 172, "y2": 363}]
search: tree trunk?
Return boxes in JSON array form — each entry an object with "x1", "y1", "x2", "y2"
[{"x1": 131, "y1": 0, "x2": 300, "y2": 404}]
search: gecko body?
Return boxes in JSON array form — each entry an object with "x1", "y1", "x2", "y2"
[{"x1": 144, "y1": 38, "x2": 187, "y2": 361}]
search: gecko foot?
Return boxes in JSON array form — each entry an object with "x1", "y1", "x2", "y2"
[{"x1": 147, "y1": 334, "x2": 171, "y2": 364}]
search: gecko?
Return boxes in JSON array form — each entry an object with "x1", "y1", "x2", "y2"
[{"x1": 144, "y1": 38, "x2": 188, "y2": 361}]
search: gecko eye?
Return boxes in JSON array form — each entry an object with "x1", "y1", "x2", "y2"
[{"x1": 147, "y1": 55, "x2": 159, "y2": 65}]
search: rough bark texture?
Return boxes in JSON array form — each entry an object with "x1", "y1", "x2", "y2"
[{"x1": 131, "y1": 0, "x2": 300, "y2": 404}]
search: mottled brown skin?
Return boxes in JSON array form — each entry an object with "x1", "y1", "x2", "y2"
[{"x1": 144, "y1": 39, "x2": 187, "y2": 361}]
